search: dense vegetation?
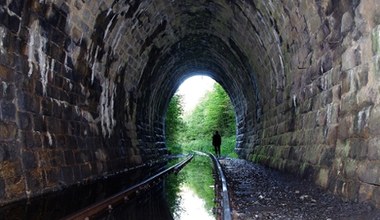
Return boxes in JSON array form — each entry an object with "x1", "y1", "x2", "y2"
[
  {"x1": 164, "y1": 94, "x2": 184, "y2": 150},
  {"x1": 165, "y1": 83, "x2": 237, "y2": 157}
]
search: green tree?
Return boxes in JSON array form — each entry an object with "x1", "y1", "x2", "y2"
[
  {"x1": 165, "y1": 94, "x2": 184, "y2": 154},
  {"x1": 181, "y1": 83, "x2": 237, "y2": 157},
  {"x1": 165, "y1": 82, "x2": 236, "y2": 156},
  {"x1": 184, "y1": 84, "x2": 235, "y2": 139},
  {"x1": 204, "y1": 84, "x2": 235, "y2": 137}
]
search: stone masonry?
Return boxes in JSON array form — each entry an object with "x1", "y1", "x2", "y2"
[{"x1": 0, "y1": 0, "x2": 379, "y2": 208}]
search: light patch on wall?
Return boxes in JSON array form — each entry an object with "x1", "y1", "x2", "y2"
[
  {"x1": 90, "y1": 46, "x2": 101, "y2": 84},
  {"x1": 3, "y1": 1, "x2": 21, "y2": 26},
  {"x1": 64, "y1": 52, "x2": 71, "y2": 73},
  {"x1": 292, "y1": 95, "x2": 297, "y2": 108},
  {"x1": 278, "y1": 54, "x2": 285, "y2": 89},
  {"x1": 99, "y1": 78, "x2": 117, "y2": 137},
  {"x1": 104, "y1": 12, "x2": 117, "y2": 41},
  {"x1": 2, "y1": 81, "x2": 7, "y2": 96},
  {"x1": 49, "y1": 58, "x2": 55, "y2": 80},
  {"x1": 89, "y1": 57, "x2": 117, "y2": 137},
  {"x1": 0, "y1": 26, "x2": 5, "y2": 54},
  {"x1": 349, "y1": 70, "x2": 357, "y2": 93},
  {"x1": 86, "y1": 16, "x2": 125, "y2": 138},
  {"x1": 27, "y1": 20, "x2": 52, "y2": 96},
  {"x1": 37, "y1": 34, "x2": 48, "y2": 95},
  {"x1": 46, "y1": 131, "x2": 53, "y2": 146},
  {"x1": 88, "y1": 43, "x2": 117, "y2": 137},
  {"x1": 372, "y1": 25, "x2": 380, "y2": 55},
  {"x1": 27, "y1": 22, "x2": 36, "y2": 77},
  {"x1": 357, "y1": 106, "x2": 372, "y2": 130},
  {"x1": 111, "y1": 20, "x2": 126, "y2": 49},
  {"x1": 326, "y1": 103, "x2": 333, "y2": 124},
  {"x1": 81, "y1": 111, "x2": 100, "y2": 135}
]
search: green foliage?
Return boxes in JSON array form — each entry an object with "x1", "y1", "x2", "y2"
[
  {"x1": 165, "y1": 94, "x2": 184, "y2": 154},
  {"x1": 165, "y1": 82, "x2": 237, "y2": 156},
  {"x1": 181, "y1": 83, "x2": 236, "y2": 156},
  {"x1": 179, "y1": 139, "x2": 214, "y2": 154},
  {"x1": 222, "y1": 136, "x2": 239, "y2": 158}
]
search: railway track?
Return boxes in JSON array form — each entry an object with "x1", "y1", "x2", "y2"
[{"x1": 62, "y1": 154, "x2": 194, "y2": 220}]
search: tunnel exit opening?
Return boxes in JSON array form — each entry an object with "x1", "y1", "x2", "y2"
[
  {"x1": 164, "y1": 74, "x2": 237, "y2": 158},
  {"x1": 162, "y1": 74, "x2": 238, "y2": 219}
]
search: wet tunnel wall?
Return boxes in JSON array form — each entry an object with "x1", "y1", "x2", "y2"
[{"x1": 0, "y1": 0, "x2": 380, "y2": 207}]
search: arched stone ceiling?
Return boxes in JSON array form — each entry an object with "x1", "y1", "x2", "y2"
[
  {"x1": 45, "y1": 0, "x2": 370, "y2": 156},
  {"x1": 1, "y1": 0, "x2": 380, "y2": 206}
]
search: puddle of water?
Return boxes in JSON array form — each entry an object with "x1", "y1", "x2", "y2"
[
  {"x1": 166, "y1": 155, "x2": 215, "y2": 220},
  {"x1": 174, "y1": 185, "x2": 214, "y2": 220},
  {"x1": 0, "y1": 166, "x2": 168, "y2": 220}
]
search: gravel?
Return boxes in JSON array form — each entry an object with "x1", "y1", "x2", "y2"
[{"x1": 219, "y1": 158, "x2": 380, "y2": 220}]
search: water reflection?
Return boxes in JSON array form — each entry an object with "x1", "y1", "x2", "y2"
[
  {"x1": 175, "y1": 186, "x2": 213, "y2": 220},
  {"x1": 97, "y1": 186, "x2": 173, "y2": 220},
  {"x1": 166, "y1": 155, "x2": 215, "y2": 220},
  {"x1": 0, "y1": 155, "x2": 215, "y2": 220},
  {"x1": 0, "y1": 166, "x2": 170, "y2": 220}
]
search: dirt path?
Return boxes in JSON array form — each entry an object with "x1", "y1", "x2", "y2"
[{"x1": 219, "y1": 158, "x2": 380, "y2": 220}]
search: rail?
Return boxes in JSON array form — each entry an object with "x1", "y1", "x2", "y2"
[
  {"x1": 62, "y1": 154, "x2": 194, "y2": 220},
  {"x1": 194, "y1": 151, "x2": 232, "y2": 220}
]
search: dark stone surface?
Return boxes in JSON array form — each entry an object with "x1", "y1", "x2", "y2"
[
  {"x1": 21, "y1": 150, "x2": 37, "y2": 170},
  {"x1": 348, "y1": 138, "x2": 368, "y2": 160},
  {"x1": 0, "y1": 121, "x2": 16, "y2": 140},
  {"x1": 0, "y1": 178, "x2": 5, "y2": 198},
  {"x1": 0, "y1": 100, "x2": 16, "y2": 122},
  {"x1": 17, "y1": 111, "x2": 32, "y2": 130},
  {"x1": 0, "y1": 145, "x2": 8, "y2": 162}
]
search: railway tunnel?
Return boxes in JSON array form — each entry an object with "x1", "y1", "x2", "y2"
[{"x1": 0, "y1": 0, "x2": 380, "y2": 210}]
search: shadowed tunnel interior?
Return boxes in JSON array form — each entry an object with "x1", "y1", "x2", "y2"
[{"x1": 0, "y1": 0, "x2": 380, "y2": 208}]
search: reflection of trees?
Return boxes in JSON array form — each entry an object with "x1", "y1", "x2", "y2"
[
  {"x1": 183, "y1": 156, "x2": 214, "y2": 212},
  {"x1": 165, "y1": 168, "x2": 185, "y2": 218},
  {"x1": 165, "y1": 155, "x2": 214, "y2": 218}
]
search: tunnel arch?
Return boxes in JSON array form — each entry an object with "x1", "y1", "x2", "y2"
[
  {"x1": 0, "y1": 0, "x2": 380, "y2": 207},
  {"x1": 135, "y1": 33, "x2": 260, "y2": 157}
]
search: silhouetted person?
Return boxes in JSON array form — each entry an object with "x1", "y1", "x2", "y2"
[{"x1": 212, "y1": 131, "x2": 221, "y2": 157}]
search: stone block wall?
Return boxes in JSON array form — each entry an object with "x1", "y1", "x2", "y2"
[
  {"x1": 0, "y1": 0, "x2": 263, "y2": 204},
  {"x1": 0, "y1": 0, "x2": 379, "y2": 208},
  {"x1": 246, "y1": 0, "x2": 380, "y2": 207},
  {"x1": 0, "y1": 0, "x2": 153, "y2": 205}
]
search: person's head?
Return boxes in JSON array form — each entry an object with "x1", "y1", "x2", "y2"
[{"x1": 215, "y1": 131, "x2": 219, "y2": 134}]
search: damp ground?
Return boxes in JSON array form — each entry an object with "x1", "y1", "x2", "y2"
[{"x1": 220, "y1": 158, "x2": 380, "y2": 220}]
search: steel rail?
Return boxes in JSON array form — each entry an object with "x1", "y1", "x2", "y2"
[
  {"x1": 62, "y1": 154, "x2": 194, "y2": 220},
  {"x1": 210, "y1": 154, "x2": 232, "y2": 220},
  {"x1": 195, "y1": 151, "x2": 232, "y2": 220}
]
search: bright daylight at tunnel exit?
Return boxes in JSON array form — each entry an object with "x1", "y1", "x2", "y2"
[
  {"x1": 163, "y1": 75, "x2": 236, "y2": 219},
  {"x1": 1, "y1": 0, "x2": 380, "y2": 219}
]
